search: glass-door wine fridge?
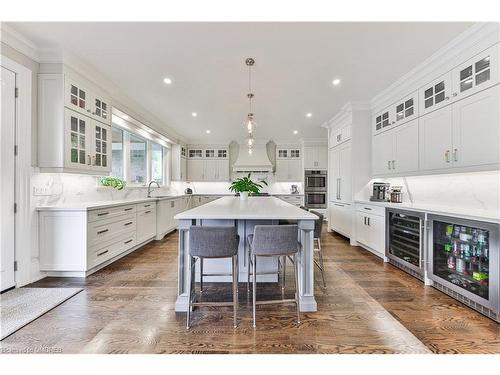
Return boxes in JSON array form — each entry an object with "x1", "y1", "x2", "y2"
[
  {"x1": 428, "y1": 214, "x2": 499, "y2": 321},
  {"x1": 386, "y1": 208, "x2": 425, "y2": 280}
]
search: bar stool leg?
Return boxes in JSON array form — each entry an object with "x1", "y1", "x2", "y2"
[
  {"x1": 186, "y1": 255, "x2": 193, "y2": 329},
  {"x1": 252, "y1": 254, "x2": 257, "y2": 328},
  {"x1": 200, "y1": 257, "x2": 204, "y2": 292},
  {"x1": 232, "y1": 255, "x2": 238, "y2": 328},
  {"x1": 281, "y1": 255, "x2": 286, "y2": 292},
  {"x1": 293, "y1": 254, "x2": 301, "y2": 325},
  {"x1": 247, "y1": 247, "x2": 251, "y2": 293},
  {"x1": 317, "y1": 238, "x2": 326, "y2": 288}
]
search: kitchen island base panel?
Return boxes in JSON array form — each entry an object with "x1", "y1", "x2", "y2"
[{"x1": 175, "y1": 218, "x2": 316, "y2": 312}]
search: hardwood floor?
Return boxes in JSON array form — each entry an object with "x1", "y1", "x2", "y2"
[{"x1": 1, "y1": 229, "x2": 499, "y2": 354}]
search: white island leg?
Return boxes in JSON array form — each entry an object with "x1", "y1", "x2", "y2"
[{"x1": 297, "y1": 219, "x2": 317, "y2": 312}]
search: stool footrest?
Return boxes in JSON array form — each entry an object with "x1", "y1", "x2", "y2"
[
  {"x1": 256, "y1": 298, "x2": 297, "y2": 306},
  {"x1": 192, "y1": 301, "x2": 236, "y2": 307}
]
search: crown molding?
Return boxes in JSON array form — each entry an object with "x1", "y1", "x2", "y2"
[
  {"x1": 0, "y1": 24, "x2": 40, "y2": 61},
  {"x1": 322, "y1": 101, "x2": 370, "y2": 129}
]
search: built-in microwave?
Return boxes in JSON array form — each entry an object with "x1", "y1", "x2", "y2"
[{"x1": 305, "y1": 170, "x2": 327, "y2": 191}]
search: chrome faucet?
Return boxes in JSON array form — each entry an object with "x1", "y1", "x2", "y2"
[{"x1": 147, "y1": 180, "x2": 160, "y2": 198}]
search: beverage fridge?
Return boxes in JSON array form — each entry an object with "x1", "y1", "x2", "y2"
[
  {"x1": 428, "y1": 214, "x2": 499, "y2": 321},
  {"x1": 386, "y1": 209, "x2": 426, "y2": 281}
]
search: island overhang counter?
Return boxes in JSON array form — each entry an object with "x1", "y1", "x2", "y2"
[{"x1": 173, "y1": 196, "x2": 319, "y2": 312}]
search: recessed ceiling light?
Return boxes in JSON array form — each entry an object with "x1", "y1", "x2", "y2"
[
  {"x1": 293, "y1": 130, "x2": 298, "y2": 135},
  {"x1": 191, "y1": 112, "x2": 198, "y2": 117},
  {"x1": 163, "y1": 77, "x2": 172, "y2": 85},
  {"x1": 332, "y1": 78, "x2": 341, "y2": 86},
  {"x1": 206, "y1": 130, "x2": 211, "y2": 134},
  {"x1": 306, "y1": 113, "x2": 312, "y2": 118}
]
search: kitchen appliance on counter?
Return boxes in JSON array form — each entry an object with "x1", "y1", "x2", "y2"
[
  {"x1": 390, "y1": 186, "x2": 403, "y2": 203},
  {"x1": 291, "y1": 184, "x2": 299, "y2": 194},
  {"x1": 428, "y1": 214, "x2": 499, "y2": 322},
  {"x1": 386, "y1": 208, "x2": 426, "y2": 281},
  {"x1": 305, "y1": 170, "x2": 327, "y2": 209},
  {"x1": 185, "y1": 188, "x2": 193, "y2": 194},
  {"x1": 370, "y1": 182, "x2": 390, "y2": 202},
  {"x1": 305, "y1": 170, "x2": 327, "y2": 191}
]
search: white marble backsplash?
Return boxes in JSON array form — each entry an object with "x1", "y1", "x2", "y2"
[
  {"x1": 356, "y1": 170, "x2": 500, "y2": 216},
  {"x1": 31, "y1": 171, "x2": 304, "y2": 207}
]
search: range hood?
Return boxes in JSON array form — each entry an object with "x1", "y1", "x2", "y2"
[{"x1": 232, "y1": 142, "x2": 274, "y2": 173}]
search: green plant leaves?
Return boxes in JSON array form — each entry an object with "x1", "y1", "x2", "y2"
[
  {"x1": 229, "y1": 173, "x2": 266, "y2": 194},
  {"x1": 100, "y1": 176, "x2": 126, "y2": 191}
]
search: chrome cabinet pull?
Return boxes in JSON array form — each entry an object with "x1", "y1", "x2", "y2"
[
  {"x1": 453, "y1": 148, "x2": 458, "y2": 162},
  {"x1": 367, "y1": 217, "x2": 370, "y2": 226},
  {"x1": 445, "y1": 150, "x2": 450, "y2": 163},
  {"x1": 392, "y1": 160, "x2": 395, "y2": 170},
  {"x1": 124, "y1": 222, "x2": 133, "y2": 226},
  {"x1": 334, "y1": 203, "x2": 344, "y2": 207},
  {"x1": 97, "y1": 212, "x2": 109, "y2": 217},
  {"x1": 97, "y1": 229, "x2": 109, "y2": 235},
  {"x1": 124, "y1": 207, "x2": 133, "y2": 211},
  {"x1": 97, "y1": 250, "x2": 109, "y2": 257},
  {"x1": 124, "y1": 239, "x2": 133, "y2": 245},
  {"x1": 145, "y1": 210, "x2": 152, "y2": 214},
  {"x1": 364, "y1": 216, "x2": 367, "y2": 225},
  {"x1": 387, "y1": 160, "x2": 391, "y2": 170},
  {"x1": 452, "y1": 92, "x2": 458, "y2": 97},
  {"x1": 364, "y1": 207, "x2": 372, "y2": 210}
]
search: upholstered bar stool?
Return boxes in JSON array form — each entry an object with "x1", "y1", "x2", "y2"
[
  {"x1": 247, "y1": 225, "x2": 301, "y2": 327},
  {"x1": 186, "y1": 226, "x2": 239, "y2": 329},
  {"x1": 309, "y1": 210, "x2": 326, "y2": 288}
]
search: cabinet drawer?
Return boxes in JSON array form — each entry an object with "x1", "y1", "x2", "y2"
[
  {"x1": 88, "y1": 214, "x2": 136, "y2": 246},
  {"x1": 137, "y1": 202, "x2": 157, "y2": 212},
  {"x1": 88, "y1": 204, "x2": 136, "y2": 223},
  {"x1": 88, "y1": 232, "x2": 136, "y2": 268},
  {"x1": 355, "y1": 203, "x2": 385, "y2": 217}
]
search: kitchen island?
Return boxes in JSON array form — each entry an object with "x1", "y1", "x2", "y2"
[{"x1": 174, "y1": 196, "x2": 319, "y2": 312}]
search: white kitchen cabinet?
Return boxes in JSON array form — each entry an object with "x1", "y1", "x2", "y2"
[
  {"x1": 373, "y1": 106, "x2": 394, "y2": 135},
  {"x1": 275, "y1": 146, "x2": 302, "y2": 182},
  {"x1": 136, "y1": 204, "x2": 157, "y2": 244},
  {"x1": 276, "y1": 194, "x2": 304, "y2": 207},
  {"x1": 451, "y1": 44, "x2": 499, "y2": 102},
  {"x1": 394, "y1": 91, "x2": 418, "y2": 126},
  {"x1": 355, "y1": 203, "x2": 385, "y2": 258},
  {"x1": 419, "y1": 105, "x2": 453, "y2": 171},
  {"x1": 204, "y1": 159, "x2": 218, "y2": 180},
  {"x1": 329, "y1": 143, "x2": 351, "y2": 204},
  {"x1": 303, "y1": 145, "x2": 328, "y2": 169},
  {"x1": 418, "y1": 85, "x2": 499, "y2": 172},
  {"x1": 171, "y1": 144, "x2": 187, "y2": 181},
  {"x1": 452, "y1": 85, "x2": 500, "y2": 167},
  {"x1": 328, "y1": 202, "x2": 352, "y2": 238},
  {"x1": 419, "y1": 72, "x2": 452, "y2": 115},
  {"x1": 372, "y1": 119, "x2": 419, "y2": 176},
  {"x1": 187, "y1": 159, "x2": 205, "y2": 181},
  {"x1": 216, "y1": 159, "x2": 230, "y2": 180},
  {"x1": 65, "y1": 76, "x2": 111, "y2": 125}
]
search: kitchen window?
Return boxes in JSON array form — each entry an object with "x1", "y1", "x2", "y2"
[{"x1": 111, "y1": 114, "x2": 169, "y2": 186}]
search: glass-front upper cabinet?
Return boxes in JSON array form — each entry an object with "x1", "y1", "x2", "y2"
[
  {"x1": 92, "y1": 123, "x2": 111, "y2": 172},
  {"x1": 216, "y1": 149, "x2": 228, "y2": 159},
  {"x1": 394, "y1": 91, "x2": 418, "y2": 126},
  {"x1": 64, "y1": 109, "x2": 91, "y2": 170},
  {"x1": 188, "y1": 149, "x2": 203, "y2": 159},
  {"x1": 93, "y1": 95, "x2": 111, "y2": 125},
  {"x1": 290, "y1": 149, "x2": 301, "y2": 158},
  {"x1": 373, "y1": 106, "x2": 394, "y2": 135},
  {"x1": 205, "y1": 149, "x2": 216, "y2": 159},
  {"x1": 65, "y1": 78, "x2": 90, "y2": 116},
  {"x1": 419, "y1": 72, "x2": 452, "y2": 115},
  {"x1": 452, "y1": 44, "x2": 499, "y2": 101},
  {"x1": 277, "y1": 149, "x2": 288, "y2": 159}
]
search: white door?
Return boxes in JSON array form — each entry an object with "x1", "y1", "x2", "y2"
[
  {"x1": 328, "y1": 148, "x2": 339, "y2": 201},
  {"x1": 419, "y1": 105, "x2": 453, "y2": 171},
  {"x1": 393, "y1": 119, "x2": 419, "y2": 173},
  {"x1": 204, "y1": 159, "x2": 218, "y2": 180},
  {"x1": 217, "y1": 159, "x2": 229, "y2": 181},
  {"x1": 0, "y1": 66, "x2": 16, "y2": 291},
  {"x1": 419, "y1": 72, "x2": 452, "y2": 115},
  {"x1": 372, "y1": 130, "x2": 394, "y2": 175},
  {"x1": 338, "y1": 144, "x2": 352, "y2": 204},
  {"x1": 452, "y1": 85, "x2": 500, "y2": 167},
  {"x1": 317, "y1": 146, "x2": 328, "y2": 169},
  {"x1": 366, "y1": 214, "x2": 385, "y2": 255},
  {"x1": 64, "y1": 109, "x2": 92, "y2": 171},
  {"x1": 355, "y1": 212, "x2": 369, "y2": 246}
]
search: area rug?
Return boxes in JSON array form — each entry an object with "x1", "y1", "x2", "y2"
[{"x1": 0, "y1": 287, "x2": 83, "y2": 340}]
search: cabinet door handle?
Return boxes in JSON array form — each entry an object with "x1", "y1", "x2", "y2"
[
  {"x1": 124, "y1": 222, "x2": 133, "y2": 226},
  {"x1": 453, "y1": 148, "x2": 458, "y2": 162},
  {"x1": 367, "y1": 217, "x2": 370, "y2": 226},
  {"x1": 364, "y1": 207, "x2": 372, "y2": 211},
  {"x1": 124, "y1": 239, "x2": 133, "y2": 245},
  {"x1": 387, "y1": 160, "x2": 391, "y2": 170},
  {"x1": 144, "y1": 204, "x2": 151, "y2": 208},
  {"x1": 97, "y1": 229, "x2": 109, "y2": 235},
  {"x1": 145, "y1": 210, "x2": 152, "y2": 214},
  {"x1": 364, "y1": 216, "x2": 367, "y2": 225},
  {"x1": 452, "y1": 92, "x2": 458, "y2": 97},
  {"x1": 97, "y1": 212, "x2": 109, "y2": 217},
  {"x1": 97, "y1": 250, "x2": 109, "y2": 257},
  {"x1": 334, "y1": 203, "x2": 344, "y2": 207},
  {"x1": 445, "y1": 150, "x2": 450, "y2": 163},
  {"x1": 392, "y1": 160, "x2": 395, "y2": 170},
  {"x1": 124, "y1": 207, "x2": 133, "y2": 211}
]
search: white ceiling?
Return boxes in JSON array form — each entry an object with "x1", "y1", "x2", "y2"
[{"x1": 7, "y1": 22, "x2": 473, "y2": 143}]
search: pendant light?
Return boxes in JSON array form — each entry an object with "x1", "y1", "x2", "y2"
[{"x1": 245, "y1": 57, "x2": 256, "y2": 154}]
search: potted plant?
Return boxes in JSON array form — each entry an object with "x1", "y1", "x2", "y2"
[
  {"x1": 229, "y1": 173, "x2": 268, "y2": 201},
  {"x1": 100, "y1": 176, "x2": 126, "y2": 190}
]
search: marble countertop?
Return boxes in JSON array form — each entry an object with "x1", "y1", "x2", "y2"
[
  {"x1": 354, "y1": 199, "x2": 500, "y2": 224},
  {"x1": 175, "y1": 196, "x2": 317, "y2": 220}
]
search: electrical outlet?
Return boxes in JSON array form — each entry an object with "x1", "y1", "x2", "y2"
[{"x1": 33, "y1": 186, "x2": 51, "y2": 196}]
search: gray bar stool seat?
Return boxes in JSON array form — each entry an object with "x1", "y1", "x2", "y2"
[
  {"x1": 186, "y1": 226, "x2": 239, "y2": 329},
  {"x1": 247, "y1": 224, "x2": 301, "y2": 327}
]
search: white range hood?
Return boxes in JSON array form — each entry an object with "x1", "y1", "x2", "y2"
[{"x1": 232, "y1": 142, "x2": 274, "y2": 173}]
